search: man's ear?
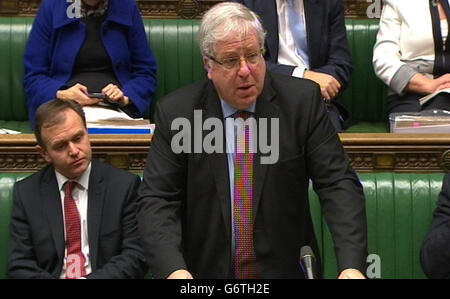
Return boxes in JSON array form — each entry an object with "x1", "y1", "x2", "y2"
[
  {"x1": 36, "y1": 145, "x2": 51, "y2": 164},
  {"x1": 203, "y1": 57, "x2": 212, "y2": 80}
]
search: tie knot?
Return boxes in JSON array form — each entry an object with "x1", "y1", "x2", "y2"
[
  {"x1": 233, "y1": 111, "x2": 252, "y2": 120},
  {"x1": 64, "y1": 181, "x2": 77, "y2": 196}
]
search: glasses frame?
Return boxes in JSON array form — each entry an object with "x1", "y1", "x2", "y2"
[{"x1": 207, "y1": 48, "x2": 266, "y2": 70}]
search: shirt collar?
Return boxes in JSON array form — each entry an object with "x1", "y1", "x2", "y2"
[
  {"x1": 219, "y1": 99, "x2": 256, "y2": 119},
  {"x1": 55, "y1": 162, "x2": 92, "y2": 192}
]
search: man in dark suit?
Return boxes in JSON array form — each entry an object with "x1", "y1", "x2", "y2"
[
  {"x1": 137, "y1": 2, "x2": 366, "y2": 279},
  {"x1": 7, "y1": 99, "x2": 147, "y2": 279},
  {"x1": 230, "y1": 0, "x2": 352, "y2": 131},
  {"x1": 421, "y1": 174, "x2": 450, "y2": 279}
]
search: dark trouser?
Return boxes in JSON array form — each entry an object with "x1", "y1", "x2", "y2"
[
  {"x1": 326, "y1": 101, "x2": 349, "y2": 133},
  {"x1": 387, "y1": 92, "x2": 450, "y2": 114}
]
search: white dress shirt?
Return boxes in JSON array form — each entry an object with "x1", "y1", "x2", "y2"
[
  {"x1": 276, "y1": 0, "x2": 309, "y2": 78},
  {"x1": 56, "y1": 162, "x2": 92, "y2": 278}
]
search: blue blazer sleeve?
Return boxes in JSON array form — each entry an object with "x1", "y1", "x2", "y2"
[
  {"x1": 119, "y1": 3, "x2": 157, "y2": 118},
  {"x1": 23, "y1": 1, "x2": 67, "y2": 119}
]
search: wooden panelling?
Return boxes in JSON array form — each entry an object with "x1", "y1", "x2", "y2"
[
  {"x1": 0, "y1": 0, "x2": 381, "y2": 19},
  {"x1": 0, "y1": 133, "x2": 449, "y2": 173}
]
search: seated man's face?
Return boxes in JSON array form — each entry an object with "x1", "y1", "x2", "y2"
[
  {"x1": 37, "y1": 109, "x2": 92, "y2": 179},
  {"x1": 206, "y1": 30, "x2": 266, "y2": 110}
]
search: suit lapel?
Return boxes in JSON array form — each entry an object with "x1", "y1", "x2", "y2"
[
  {"x1": 42, "y1": 166, "x2": 65, "y2": 262},
  {"x1": 304, "y1": 0, "x2": 322, "y2": 68},
  {"x1": 203, "y1": 82, "x2": 233, "y2": 241},
  {"x1": 253, "y1": 74, "x2": 278, "y2": 219},
  {"x1": 87, "y1": 160, "x2": 106, "y2": 270}
]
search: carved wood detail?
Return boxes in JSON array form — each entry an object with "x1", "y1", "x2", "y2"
[
  {"x1": 0, "y1": 0, "x2": 380, "y2": 19},
  {"x1": 0, "y1": 133, "x2": 449, "y2": 173}
]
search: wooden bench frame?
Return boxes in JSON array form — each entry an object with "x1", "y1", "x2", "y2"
[{"x1": 1, "y1": 133, "x2": 449, "y2": 173}]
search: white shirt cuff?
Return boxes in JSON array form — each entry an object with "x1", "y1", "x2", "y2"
[{"x1": 292, "y1": 66, "x2": 307, "y2": 78}]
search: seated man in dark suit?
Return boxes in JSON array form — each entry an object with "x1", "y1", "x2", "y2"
[
  {"x1": 230, "y1": 0, "x2": 353, "y2": 132},
  {"x1": 137, "y1": 2, "x2": 367, "y2": 279},
  {"x1": 421, "y1": 174, "x2": 450, "y2": 279},
  {"x1": 7, "y1": 99, "x2": 147, "y2": 279}
]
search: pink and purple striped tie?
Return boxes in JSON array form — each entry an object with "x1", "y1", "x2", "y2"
[{"x1": 233, "y1": 111, "x2": 259, "y2": 279}]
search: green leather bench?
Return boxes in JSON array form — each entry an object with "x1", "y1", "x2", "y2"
[
  {"x1": 0, "y1": 172, "x2": 444, "y2": 278},
  {"x1": 0, "y1": 17, "x2": 386, "y2": 133}
]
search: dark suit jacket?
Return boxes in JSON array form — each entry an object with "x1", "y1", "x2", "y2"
[
  {"x1": 7, "y1": 160, "x2": 147, "y2": 279},
  {"x1": 421, "y1": 173, "x2": 450, "y2": 279},
  {"x1": 231, "y1": 0, "x2": 353, "y2": 90},
  {"x1": 137, "y1": 71, "x2": 367, "y2": 279}
]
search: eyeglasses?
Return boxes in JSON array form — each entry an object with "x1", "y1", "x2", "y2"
[{"x1": 207, "y1": 49, "x2": 265, "y2": 70}]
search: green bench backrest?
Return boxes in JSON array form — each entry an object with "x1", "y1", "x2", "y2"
[
  {"x1": 143, "y1": 19, "x2": 205, "y2": 121},
  {"x1": 0, "y1": 17, "x2": 33, "y2": 122},
  {"x1": 310, "y1": 173, "x2": 444, "y2": 279},
  {"x1": 341, "y1": 19, "x2": 388, "y2": 124},
  {"x1": 0, "y1": 172, "x2": 444, "y2": 279},
  {"x1": 0, "y1": 17, "x2": 386, "y2": 125},
  {"x1": 0, "y1": 173, "x2": 30, "y2": 278}
]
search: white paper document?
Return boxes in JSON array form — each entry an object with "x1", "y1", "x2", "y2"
[
  {"x1": 419, "y1": 88, "x2": 450, "y2": 106},
  {"x1": 83, "y1": 106, "x2": 139, "y2": 122}
]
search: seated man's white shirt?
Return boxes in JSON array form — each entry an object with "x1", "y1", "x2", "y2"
[
  {"x1": 56, "y1": 162, "x2": 92, "y2": 278},
  {"x1": 276, "y1": 0, "x2": 309, "y2": 78}
]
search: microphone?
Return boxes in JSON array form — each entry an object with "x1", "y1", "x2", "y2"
[{"x1": 299, "y1": 245, "x2": 316, "y2": 279}]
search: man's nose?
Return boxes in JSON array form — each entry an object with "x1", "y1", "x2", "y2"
[
  {"x1": 237, "y1": 58, "x2": 251, "y2": 76},
  {"x1": 68, "y1": 142, "x2": 79, "y2": 156}
]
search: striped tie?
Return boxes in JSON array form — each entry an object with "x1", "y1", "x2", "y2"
[{"x1": 233, "y1": 111, "x2": 259, "y2": 278}]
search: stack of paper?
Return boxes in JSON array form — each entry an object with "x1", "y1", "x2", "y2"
[
  {"x1": 390, "y1": 110, "x2": 450, "y2": 133},
  {"x1": 83, "y1": 106, "x2": 153, "y2": 134},
  {"x1": 0, "y1": 128, "x2": 21, "y2": 134}
]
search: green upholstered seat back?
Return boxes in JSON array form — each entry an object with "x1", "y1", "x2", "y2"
[
  {"x1": 0, "y1": 17, "x2": 33, "y2": 122},
  {"x1": 310, "y1": 173, "x2": 444, "y2": 279},
  {"x1": 340, "y1": 19, "x2": 388, "y2": 124},
  {"x1": 0, "y1": 173, "x2": 30, "y2": 278},
  {"x1": 142, "y1": 19, "x2": 205, "y2": 121}
]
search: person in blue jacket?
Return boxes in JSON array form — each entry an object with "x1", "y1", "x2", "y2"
[{"x1": 23, "y1": 0, "x2": 157, "y2": 129}]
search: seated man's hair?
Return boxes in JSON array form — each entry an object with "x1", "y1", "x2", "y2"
[{"x1": 34, "y1": 99, "x2": 86, "y2": 147}]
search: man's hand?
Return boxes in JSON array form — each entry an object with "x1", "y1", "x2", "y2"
[
  {"x1": 304, "y1": 70, "x2": 341, "y2": 101},
  {"x1": 56, "y1": 83, "x2": 102, "y2": 106},
  {"x1": 337, "y1": 268, "x2": 366, "y2": 279},
  {"x1": 167, "y1": 269, "x2": 194, "y2": 279}
]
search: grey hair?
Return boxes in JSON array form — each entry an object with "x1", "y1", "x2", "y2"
[{"x1": 198, "y1": 2, "x2": 266, "y2": 58}]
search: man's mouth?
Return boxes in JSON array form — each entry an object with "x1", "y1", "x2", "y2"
[
  {"x1": 237, "y1": 84, "x2": 254, "y2": 90},
  {"x1": 72, "y1": 158, "x2": 85, "y2": 166}
]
